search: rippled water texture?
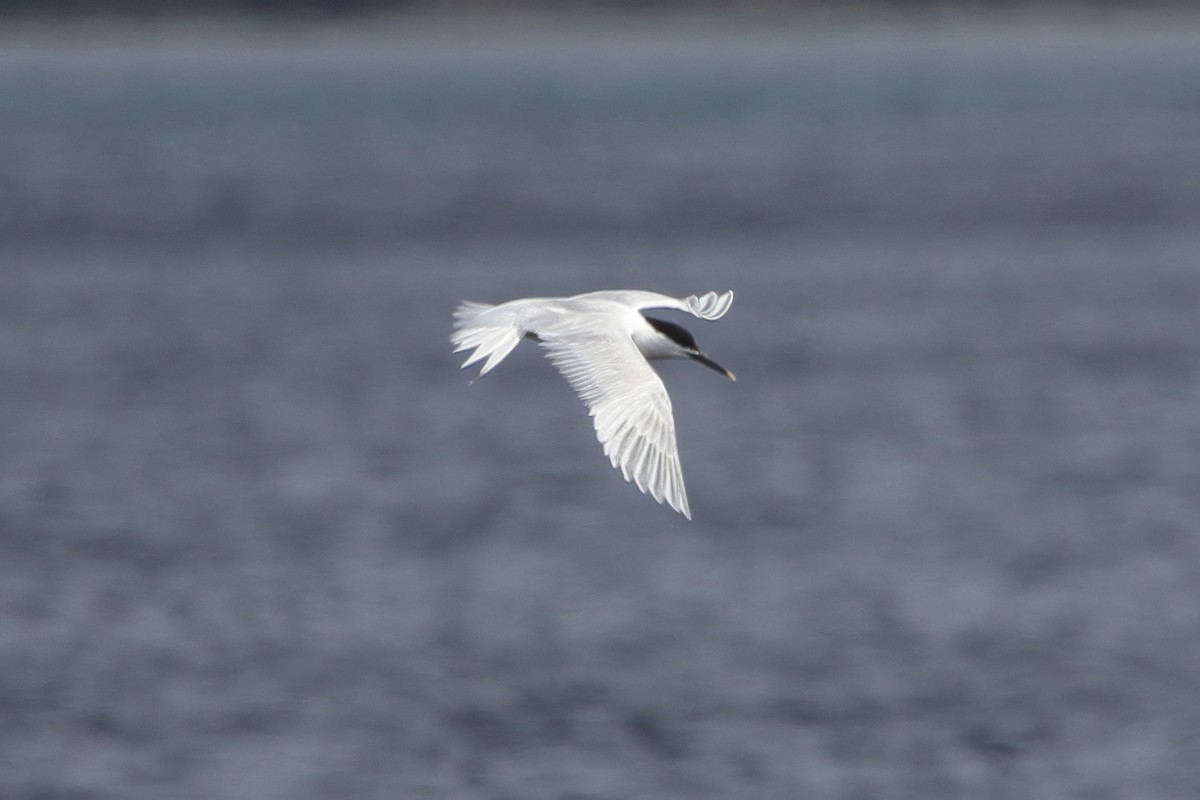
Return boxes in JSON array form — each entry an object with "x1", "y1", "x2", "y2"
[{"x1": 2, "y1": 12, "x2": 1200, "y2": 798}]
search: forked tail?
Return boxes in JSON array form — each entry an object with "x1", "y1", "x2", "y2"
[{"x1": 451, "y1": 301, "x2": 523, "y2": 377}]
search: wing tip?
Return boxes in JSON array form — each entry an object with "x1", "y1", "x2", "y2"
[{"x1": 685, "y1": 290, "x2": 734, "y2": 320}]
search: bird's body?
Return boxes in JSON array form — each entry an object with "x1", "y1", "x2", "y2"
[{"x1": 451, "y1": 290, "x2": 735, "y2": 519}]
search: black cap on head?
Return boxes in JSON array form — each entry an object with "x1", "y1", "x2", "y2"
[
  {"x1": 643, "y1": 315, "x2": 699, "y2": 351},
  {"x1": 644, "y1": 314, "x2": 735, "y2": 380}
]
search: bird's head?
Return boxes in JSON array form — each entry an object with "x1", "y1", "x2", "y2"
[{"x1": 643, "y1": 316, "x2": 736, "y2": 381}]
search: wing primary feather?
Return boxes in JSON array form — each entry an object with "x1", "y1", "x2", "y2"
[
  {"x1": 681, "y1": 290, "x2": 733, "y2": 320},
  {"x1": 538, "y1": 323, "x2": 691, "y2": 518}
]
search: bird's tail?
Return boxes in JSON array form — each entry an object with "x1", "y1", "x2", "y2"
[{"x1": 451, "y1": 301, "x2": 523, "y2": 378}]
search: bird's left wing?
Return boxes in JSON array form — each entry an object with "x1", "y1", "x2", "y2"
[
  {"x1": 538, "y1": 324, "x2": 691, "y2": 519},
  {"x1": 628, "y1": 290, "x2": 734, "y2": 321}
]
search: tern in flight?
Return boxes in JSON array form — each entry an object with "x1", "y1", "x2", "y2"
[{"x1": 451, "y1": 290, "x2": 735, "y2": 519}]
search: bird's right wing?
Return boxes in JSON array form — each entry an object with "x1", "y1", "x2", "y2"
[{"x1": 538, "y1": 325, "x2": 691, "y2": 519}]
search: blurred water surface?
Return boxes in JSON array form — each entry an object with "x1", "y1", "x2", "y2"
[{"x1": 2, "y1": 12, "x2": 1200, "y2": 799}]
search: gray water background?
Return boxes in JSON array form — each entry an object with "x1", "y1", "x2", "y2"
[{"x1": 2, "y1": 11, "x2": 1200, "y2": 798}]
